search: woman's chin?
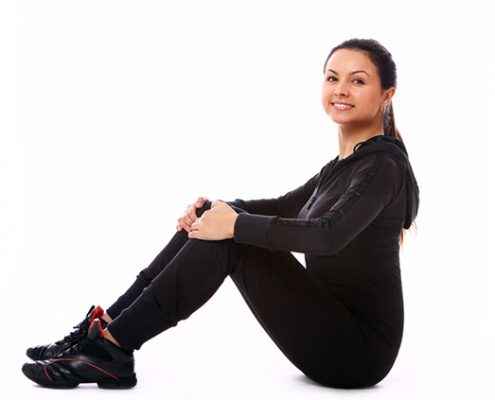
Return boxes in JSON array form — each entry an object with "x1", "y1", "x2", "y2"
[{"x1": 326, "y1": 114, "x2": 355, "y2": 125}]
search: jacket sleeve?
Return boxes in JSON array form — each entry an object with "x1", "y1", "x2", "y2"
[
  {"x1": 223, "y1": 166, "x2": 324, "y2": 217},
  {"x1": 232, "y1": 153, "x2": 403, "y2": 255}
]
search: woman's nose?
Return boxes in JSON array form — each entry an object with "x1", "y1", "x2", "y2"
[{"x1": 334, "y1": 84, "x2": 349, "y2": 97}]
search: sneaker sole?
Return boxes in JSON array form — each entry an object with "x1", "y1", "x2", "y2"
[{"x1": 22, "y1": 364, "x2": 137, "y2": 389}]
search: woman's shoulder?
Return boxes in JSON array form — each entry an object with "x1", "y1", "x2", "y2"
[{"x1": 347, "y1": 150, "x2": 406, "y2": 181}]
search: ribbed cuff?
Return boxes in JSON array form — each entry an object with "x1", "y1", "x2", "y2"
[
  {"x1": 106, "y1": 287, "x2": 174, "y2": 351},
  {"x1": 233, "y1": 213, "x2": 273, "y2": 249}
]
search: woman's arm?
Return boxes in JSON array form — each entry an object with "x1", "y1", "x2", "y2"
[
  {"x1": 232, "y1": 153, "x2": 404, "y2": 256},
  {"x1": 222, "y1": 166, "x2": 325, "y2": 217}
]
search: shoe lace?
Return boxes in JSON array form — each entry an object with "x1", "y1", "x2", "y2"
[
  {"x1": 55, "y1": 320, "x2": 89, "y2": 345},
  {"x1": 60, "y1": 335, "x2": 91, "y2": 356}
]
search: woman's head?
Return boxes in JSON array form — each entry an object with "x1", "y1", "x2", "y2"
[{"x1": 321, "y1": 38, "x2": 402, "y2": 141}]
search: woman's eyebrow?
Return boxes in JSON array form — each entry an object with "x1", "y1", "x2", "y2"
[{"x1": 327, "y1": 69, "x2": 370, "y2": 76}]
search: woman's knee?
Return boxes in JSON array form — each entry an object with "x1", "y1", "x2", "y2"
[{"x1": 196, "y1": 200, "x2": 212, "y2": 217}]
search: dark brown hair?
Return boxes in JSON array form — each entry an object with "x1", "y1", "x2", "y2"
[{"x1": 322, "y1": 38, "x2": 416, "y2": 246}]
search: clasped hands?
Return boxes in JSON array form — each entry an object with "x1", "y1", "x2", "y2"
[{"x1": 176, "y1": 196, "x2": 239, "y2": 241}]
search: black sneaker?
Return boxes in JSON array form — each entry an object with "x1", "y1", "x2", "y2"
[
  {"x1": 22, "y1": 318, "x2": 137, "y2": 389},
  {"x1": 26, "y1": 305, "x2": 107, "y2": 361}
]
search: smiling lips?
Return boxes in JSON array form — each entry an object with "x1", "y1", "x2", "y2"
[{"x1": 332, "y1": 102, "x2": 354, "y2": 110}]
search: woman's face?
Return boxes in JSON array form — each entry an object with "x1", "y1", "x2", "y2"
[{"x1": 321, "y1": 48, "x2": 394, "y2": 129}]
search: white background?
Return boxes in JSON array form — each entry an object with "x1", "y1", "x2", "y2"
[{"x1": 1, "y1": 0, "x2": 494, "y2": 398}]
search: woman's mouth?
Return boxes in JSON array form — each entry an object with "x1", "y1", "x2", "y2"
[{"x1": 332, "y1": 102, "x2": 354, "y2": 111}]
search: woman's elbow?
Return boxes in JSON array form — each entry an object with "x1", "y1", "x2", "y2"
[{"x1": 303, "y1": 234, "x2": 348, "y2": 256}]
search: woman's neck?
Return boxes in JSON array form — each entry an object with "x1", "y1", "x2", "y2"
[{"x1": 337, "y1": 126, "x2": 384, "y2": 160}]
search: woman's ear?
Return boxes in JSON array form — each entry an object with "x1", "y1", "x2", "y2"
[
  {"x1": 381, "y1": 87, "x2": 396, "y2": 112},
  {"x1": 385, "y1": 87, "x2": 396, "y2": 105}
]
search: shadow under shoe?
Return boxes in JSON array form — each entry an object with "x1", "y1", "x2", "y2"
[
  {"x1": 26, "y1": 305, "x2": 107, "y2": 361},
  {"x1": 22, "y1": 318, "x2": 136, "y2": 389}
]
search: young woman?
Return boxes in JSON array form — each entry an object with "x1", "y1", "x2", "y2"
[{"x1": 22, "y1": 38, "x2": 419, "y2": 390}]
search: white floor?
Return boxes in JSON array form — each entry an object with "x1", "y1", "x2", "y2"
[{"x1": 5, "y1": 280, "x2": 494, "y2": 399}]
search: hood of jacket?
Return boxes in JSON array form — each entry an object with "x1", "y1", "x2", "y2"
[{"x1": 340, "y1": 134, "x2": 420, "y2": 229}]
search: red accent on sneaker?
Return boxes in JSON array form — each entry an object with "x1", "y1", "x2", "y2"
[
  {"x1": 43, "y1": 358, "x2": 119, "y2": 381},
  {"x1": 90, "y1": 306, "x2": 104, "y2": 325},
  {"x1": 89, "y1": 318, "x2": 104, "y2": 337}
]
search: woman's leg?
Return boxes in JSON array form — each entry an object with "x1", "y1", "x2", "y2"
[
  {"x1": 106, "y1": 237, "x2": 243, "y2": 350},
  {"x1": 105, "y1": 229, "x2": 190, "y2": 320},
  {"x1": 104, "y1": 231, "x2": 376, "y2": 388},
  {"x1": 105, "y1": 202, "x2": 213, "y2": 320},
  {"x1": 228, "y1": 246, "x2": 376, "y2": 388},
  {"x1": 25, "y1": 205, "x2": 211, "y2": 362}
]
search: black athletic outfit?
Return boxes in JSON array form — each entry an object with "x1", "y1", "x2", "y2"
[{"x1": 104, "y1": 134, "x2": 420, "y2": 389}]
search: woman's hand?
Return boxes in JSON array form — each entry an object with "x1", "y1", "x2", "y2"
[
  {"x1": 188, "y1": 200, "x2": 238, "y2": 241},
  {"x1": 176, "y1": 196, "x2": 209, "y2": 233}
]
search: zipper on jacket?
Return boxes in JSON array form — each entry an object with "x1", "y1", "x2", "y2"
[
  {"x1": 305, "y1": 141, "x2": 382, "y2": 211},
  {"x1": 306, "y1": 195, "x2": 317, "y2": 211}
]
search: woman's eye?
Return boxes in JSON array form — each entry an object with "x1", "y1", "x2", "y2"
[{"x1": 326, "y1": 76, "x2": 364, "y2": 84}]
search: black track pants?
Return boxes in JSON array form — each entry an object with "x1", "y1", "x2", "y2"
[{"x1": 105, "y1": 204, "x2": 392, "y2": 389}]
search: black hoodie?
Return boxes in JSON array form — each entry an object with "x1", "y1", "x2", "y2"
[
  {"x1": 227, "y1": 134, "x2": 419, "y2": 254},
  {"x1": 224, "y1": 134, "x2": 420, "y2": 353}
]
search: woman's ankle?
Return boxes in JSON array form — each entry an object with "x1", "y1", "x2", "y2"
[
  {"x1": 102, "y1": 327, "x2": 121, "y2": 348},
  {"x1": 101, "y1": 312, "x2": 113, "y2": 324}
]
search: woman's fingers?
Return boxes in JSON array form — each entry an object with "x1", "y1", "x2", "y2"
[
  {"x1": 196, "y1": 196, "x2": 209, "y2": 207},
  {"x1": 176, "y1": 199, "x2": 204, "y2": 232},
  {"x1": 176, "y1": 197, "x2": 209, "y2": 232},
  {"x1": 177, "y1": 211, "x2": 190, "y2": 232},
  {"x1": 187, "y1": 207, "x2": 198, "y2": 223}
]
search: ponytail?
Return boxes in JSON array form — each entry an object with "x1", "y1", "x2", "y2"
[{"x1": 384, "y1": 101, "x2": 416, "y2": 247}]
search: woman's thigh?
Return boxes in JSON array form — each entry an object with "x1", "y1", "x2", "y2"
[{"x1": 229, "y1": 245, "x2": 366, "y2": 386}]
